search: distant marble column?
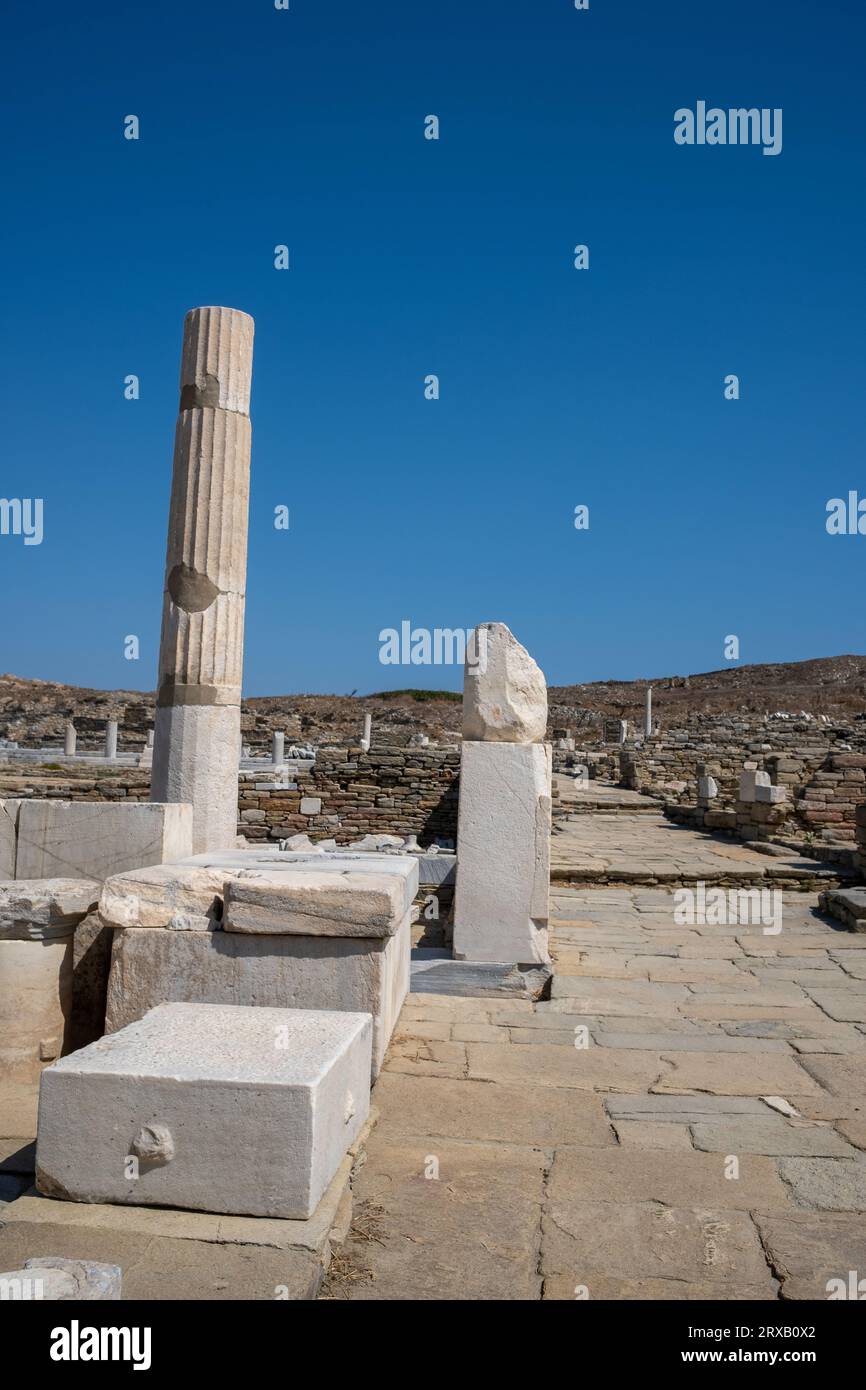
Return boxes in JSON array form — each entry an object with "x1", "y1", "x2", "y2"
[
  {"x1": 272, "y1": 731, "x2": 285, "y2": 766},
  {"x1": 360, "y1": 712, "x2": 372, "y2": 752},
  {"x1": 64, "y1": 723, "x2": 76, "y2": 756},
  {"x1": 644, "y1": 685, "x2": 653, "y2": 737},
  {"x1": 104, "y1": 720, "x2": 118, "y2": 759},
  {"x1": 150, "y1": 307, "x2": 255, "y2": 853}
]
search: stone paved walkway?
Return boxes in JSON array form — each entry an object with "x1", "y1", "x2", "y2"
[
  {"x1": 551, "y1": 793, "x2": 841, "y2": 891},
  {"x1": 324, "y1": 818, "x2": 866, "y2": 1301}
]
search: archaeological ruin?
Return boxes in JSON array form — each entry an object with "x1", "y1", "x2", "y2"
[{"x1": 1, "y1": 306, "x2": 865, "y2": 1317}]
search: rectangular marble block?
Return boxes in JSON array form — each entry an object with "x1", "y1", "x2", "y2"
[
  {"x1": 739, "y1": 770, "x2": 771, "y2": 803},
  {"x1": 452, "y1": 741, "x2": 551, "y2": 966},
  {"x1": 16, "y1": 801, "x2": 194, "y2": 882},
  {"x1": 104, "y1": 916, "x2": 410, "y2": 1078},
  {"x1": 36, "y1": 1003, "x2": 372, "y2": 1219},
  {"x1": 224, "y1": 871, "x2": 407, "y2": 937}
]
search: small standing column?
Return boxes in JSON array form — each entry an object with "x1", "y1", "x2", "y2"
[
  {"x1": 360, "y1": 712, "x2": 372, "y2": 752},
  {"x1": 150, "y1": 307, "x2": 255, "y2": 854},
  {"x1": 453, "y1": 622, "x2": 551, "y2": 966},
  {"x1": 104, "y1": 720, "x2": 118, "y2": 759},
  {"x1": 644, "y1": 685, "x2": 653, "y2": 737},
  {"x1": 272, "y1": 731, "x2": 285, "y2": 766},
  {"x1": 64, "y1": 722, "x2": 76, "y2": 756}
]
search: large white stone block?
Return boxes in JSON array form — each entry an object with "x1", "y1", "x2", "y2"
[
  {"x1": 15, "y1": 801, "x2": 193, "y2": 882},
  {"x1": 462, "y1": 622, "x2": 547, "y2": 744},
  {"x1": 36, "y1": 1002, "x2": 372, "y2": 1219},
  {"x1": 739, "y1": 769, "x2": 771, "y2": 803},
  {"x1": 453, "y1": 741, "x2": 551, "y2": 965}
]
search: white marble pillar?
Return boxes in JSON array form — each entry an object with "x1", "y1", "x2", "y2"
[
  {"x1": 150, "y1": 307, "x2": 255, "y2": 853},
  {"x1": 644, "y1": 685, "x2": 653, "y2": 737},
  {"x1": 360, "y1": 712, "x2": 372, "y2": 752},
  {"x1": 64, "y1": 723, "x2": 76, "y2": 756},
  {"x1": 104, "y1": 720, "x2": 118, "y2": 759},
  {"x1": 453, "y1": 622, "x2": 551, "y2": 966},
  {"x1": 272, "y1": 731, "x2": 285, "y2": 766}
]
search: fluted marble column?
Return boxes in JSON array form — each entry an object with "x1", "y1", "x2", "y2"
[{"x1": 150, "y1": 307, "x2": 255, "y2": 853}]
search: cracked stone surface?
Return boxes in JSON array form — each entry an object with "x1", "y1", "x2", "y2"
[{"x1": 325, "y1": 795, "x2": 866, "y2": 1301}]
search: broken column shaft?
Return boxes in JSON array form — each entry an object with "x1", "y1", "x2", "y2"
[{"x1": 150, "y1": 307, "x2": 255, "y2": 854}]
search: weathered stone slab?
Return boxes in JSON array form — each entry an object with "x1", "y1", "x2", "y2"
[
  {"x1": 105, "y1": 917, "x2": 409, "y2": 1077},
  {"x1": 373, "y1": 1073, "x2": 614, "y2": 1147},
  {"x1": 466, "y1": 1041, "x2": 667, "y2": 1092},
  {"x1": 756, "y1": 1212, "x2": 866, "y2": 1299},
  {"x1": 777, "y1": 1157, "x2": 866, "y2": 1211},
  {"x1": 549, "y1": 1146, "x2": 791, "y2": 1211},
  {"x1": 541, "y1": 1200, "x2": 776, "y2": 1293},
  {"x1": 653, "y1": 1050, "x2": 825, "y2": 1097},
  {"x1": 453, "y1": 740, "x2": 551, "y2": 965},
  {"x1": 15, "y1": 801, "x2": 193, "y2": 881},
  {"x1": 612, "y1": 1120, "x2": 695, "y2": 1151},
  {"x1": 803, "y1": 989, "x2": 866, "y2": 1023},
  {"x1": 37, "y1": 1003, "x2": 372, "y2": 1219},
  {"x1": 605, "y1": 1095, "x2": 770, "y2": 1123},
  {"x1": 99, "y1": 850, "x2": 418, "y2": 932},
  {"x1": 223, "y1": 869, "x2": 410, "y2": 937},
  {"x1": 0, "y1": 1218, "x2": 321, "y2": 1300},
  {"x1": 691, "y1": 1117, "x2": 856, "y2": 1157},
  {"x1": 410, "y1": 957, "x2": 550, "y2": 998},
  {"x1": 324, "y1": 1134, "x2": 545, "y2": 1300},
  {"x1": 593, "y1": 1031, "x2": 788, "y2": 1053}
]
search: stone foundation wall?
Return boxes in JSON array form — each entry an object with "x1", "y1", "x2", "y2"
[
  {"x1": 239, "y1": 745, "x2": 460, "y2": 846},
  {"x1": 0, "y1": 745, "x2": 460, "y2": 851}
]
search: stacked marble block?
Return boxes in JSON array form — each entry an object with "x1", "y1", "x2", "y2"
[
  {"x1": 99, "y1": 848, "x2": 418, "y2": 1078},
  {"x1": 0, "y1": 799, "x2": 193, "y2": 1086},
  {"x1": 735, "y1": 764, "x2": 789, "y2": 841},
  {"x1": 453, "y1": 623, "x2": 552, "y2": 966}
]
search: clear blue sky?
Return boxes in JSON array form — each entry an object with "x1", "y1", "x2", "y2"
[{"x1": 2, "y1": 0, "x2": 864, "y2": 696}]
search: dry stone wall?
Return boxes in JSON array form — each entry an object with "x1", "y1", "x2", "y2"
[{"x1": 0, "y1": 744, "x2": 460, "y2": 849}]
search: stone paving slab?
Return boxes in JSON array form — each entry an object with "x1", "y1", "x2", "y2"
[
  {"x1": 755, "y1": 1211, "x2": 866, "y2": 1299},
  {"x1": 370, "y1": 1073, "x2": 614, "y2": 1149},
  {"x1": 324, "y1": 816, "x2": 866, "y2": 1301},
  {"x1": 321, "y1": 1136, "x2": 546, "y2": 1301},
  {"x1": 541, "y1": 1200, "x2": 777, "y2": 1297},
  {"x1": 0, "y1": 1221, "x2": 322, "y2": 1300}
]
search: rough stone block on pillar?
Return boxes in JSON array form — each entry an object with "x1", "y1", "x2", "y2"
[
  {"x1": 36, "y1": 1002, "x2": 372, "y2": 1219},
  {"x1": 462, "y1": 622, "x2": 547, "y2": 743},
  {"x1": 453, "y1": 741, "x2": 551, "y2": 965},
  {"x1": 739, "y1": 769, "x2": 771, "y2": 803},
  {"x1": 15, "y1": 801, "x2": 193, "y2": 881}
]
